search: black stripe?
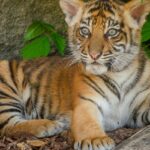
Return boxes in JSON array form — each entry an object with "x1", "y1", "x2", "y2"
[
  {"x1": 24, "y1": 59, "x2": 48, "y2": 77},
  {"x1": 0, "y1": 90, "x2": 20, "y2": 101},
  {"x1": 145, "y1": 110, "x2": 150, "y2": 124},
  {"x1": 8, "y1": 61, "x2": 18, "y2": 89},
  {"x1": 121, "y1": 71, "x2": 134, "y2": 88},
  {"x1": 132, "y1": 100, "x2": 145, "y2": 125},
  {"x1": 31, "y1": 64, "x2": 48, "y2": 118},
  {"x1": 31, "y1": 85, "x2": 40, "y2": 119},
  {"x1": 22, "y1": 78, "x2": 28, "y2": 89},
  {"x1": 40, "y1": 103, "x2": 45, "y2": 118},
  {"x1": 116, "y1": 44, "x2": 125, "y2": 50},
  {"x1": 83, "y1": 79, "x2": 105, "y2": 97},
  {"x1": 0, "y1": 75, "x2": 17, "y2": 94},
  {"x1": 32, "y1": 68, "x2": 46, "y2": 111},
  {"x1": 113, "y1": 46, "x2": 121, "y2": 52},
  {"x1": 0, "y1": 102, "x2": 22, "y2": 110},
  {"x1": 102, "y1": 3, "x2": 114, "y2": 15},
  {"x1": 132, "y1": 111, "x2": 139, "y2": 125},
  {"x1": 113, "y1": 44, "x2": 125, "y2": 52},
  {"x1": 81, "y1": 17, "x2": 91, "y2": 26},
  {"x1": 141, "y1": 111, "x2": 146, "y2": 123},
  {"x1": 107, "y1": 17, "x2": 116, "y2": 27},
  {"x1": 142, "y1": 110, "x2": 150, "y2": 125},
  {"x1": 99, "y1": 75, "x2": 120, "y2": 100},
  {"x1": 129, "y1": 28, "x2": 133, "y2": 46},
  {"x1": 124, "y1": 55, "x2": 145, "y2": 96},
  {"x1": 89, "y1": 5, "x2": 100, "y2": 13},
  {"x1": 33, "y1": 85, "x2": 40, "y2": 107},
  {"x1": 79, "y1": 95, "x2": 103, "y2": 114},
  {"x1": 25, "y1": 97, "x2": 32, "y2": 116},
  {"x1": 122, "y1": 31, "x2": 127, "y2": 44},
  {"x1": 130, "y1": 85, "x2": 150, "y2": 107},
  {"x1": 14, "y1": 120, "x2": 21, "y2": 126},
  {"x1": 0, "y1": 108, "x2": 21, "y2": 115},
  {"x1": 0, "y1": 96, "x2": 10, "y2": 99},
  {"x1": 0, "y1": 115, "x2": 17, "y2": 130},
  {"x1": 113, "y1": 35, "x2": 123, "y2": 43},
  {"x1": 83, "y1": 75, "x2": 108, "y2": 100},
  {"x1": 39, "y1": 87, "x2": 47, "y2": 119},
  {"x1": 26, "y1": 97, "x2": 31, "y2": 108}
]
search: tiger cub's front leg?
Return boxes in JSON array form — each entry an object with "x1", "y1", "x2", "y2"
[
  {"x1": 2, "y1": 113, "x2": 71, "y2": 138},
  {"x1": 72, "y1": 100, "x2": 115, "y2": 150}
]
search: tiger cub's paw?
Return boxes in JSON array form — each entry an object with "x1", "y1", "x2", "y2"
[{"x1": 74, "y1": 136, "x2": 115, "y2": 150}]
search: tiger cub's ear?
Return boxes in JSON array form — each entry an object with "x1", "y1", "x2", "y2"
[
  {"x1": 124, "y1": 0, "x2": 150, "y2": 28},
  {"x1": 59, "y1": 0, "x2": 84, "y2": 26}
]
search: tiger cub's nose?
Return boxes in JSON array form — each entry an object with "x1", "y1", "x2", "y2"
[{"x1": 89, "y1": 51, "x2": 102, "y2": 60}]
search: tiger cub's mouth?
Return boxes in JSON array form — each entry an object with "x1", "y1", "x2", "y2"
[
  {"x1": 85, "y1": 62, "x2": 108, "y2": 75},
  {"x1": 91, "y1": 62, "x2": 100, "y2": 65}
]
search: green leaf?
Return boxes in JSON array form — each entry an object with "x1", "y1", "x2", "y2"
[
  {"x1": 41, "y1": 22, "x2": 55, "y2": 33},
  {"x1": 24, "y1": 21, "x2": 46, "y2": 41},
  {"x1": 50, "y1": 32, "x2": 66, "y2": 55},
  {"x1": 21, "y1": 35, "x2": 51, "y2": 59},
  {"x1": 144, "y1": 46, "x2": 150, "y2": 58},
  {"x1": 142, "y1": 16, "x2": 150, "y2": 42}
]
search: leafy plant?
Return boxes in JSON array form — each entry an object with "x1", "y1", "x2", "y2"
[
  {"x1": 142, "y1": 14, "x2": 150, "y2": 58},
  {"x1": 21, "y1": 21, "x2": 66, "y2": 59}
]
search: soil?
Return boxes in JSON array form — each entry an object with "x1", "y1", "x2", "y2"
[{"x1": 0, "y1": 128, "x2": 140, "y2": 150}]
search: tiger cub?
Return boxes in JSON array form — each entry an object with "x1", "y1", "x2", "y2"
[{"x1": 0, "y1": 0, "x2": 150, "y2": 149}]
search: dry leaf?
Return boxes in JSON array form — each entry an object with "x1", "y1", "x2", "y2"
[
  {"x1": 17, "y1": 142, "x2": 32, "y2": 150},
  {"x1": 27, "y1": 139, "x2": 47, "y2": 147}
]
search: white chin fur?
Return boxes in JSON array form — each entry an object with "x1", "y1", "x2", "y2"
[{"x1": 85, "y1": 64, "x2": 108, "y2": 75}]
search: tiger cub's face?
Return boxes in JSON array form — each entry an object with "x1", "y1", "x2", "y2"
[{"x1": 60, "y1": 0, "x2": 150, "y2": 75}]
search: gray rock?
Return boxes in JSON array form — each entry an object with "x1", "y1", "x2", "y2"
[
  {"x1": 115, "y1": 125, "x2": 150, "y2": 150},
  {"x1": 0, "y1": 0, "x2": 66, "y2": 59}
]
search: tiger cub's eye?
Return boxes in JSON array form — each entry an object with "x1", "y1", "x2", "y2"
[
  {"x1": 107, "y1": 29, "x2": 118, "y2": 37},
  {"x1": 80, "y1": 27, "x2": 90, "y2": 37}
]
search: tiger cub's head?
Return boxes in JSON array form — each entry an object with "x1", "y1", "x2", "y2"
[{"x1": 60, "y1": 0, "x2": 150, "y2": 75}]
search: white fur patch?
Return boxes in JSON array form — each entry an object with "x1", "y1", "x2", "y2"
[
  {"x1": 86, "y1": 64, "x2": 108, "y2": 75},
  {"x1": 22, "y1": 84, "x2": 31, "y2": 103}
]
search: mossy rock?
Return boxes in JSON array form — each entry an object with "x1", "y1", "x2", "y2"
[{"x1": 0, "y1": 0, "x2": 66, "y2": 59}]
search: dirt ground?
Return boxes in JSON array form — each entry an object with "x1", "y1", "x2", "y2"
[{"x1": 0, "y1": 128, "x2": 140, "y2": 150}]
